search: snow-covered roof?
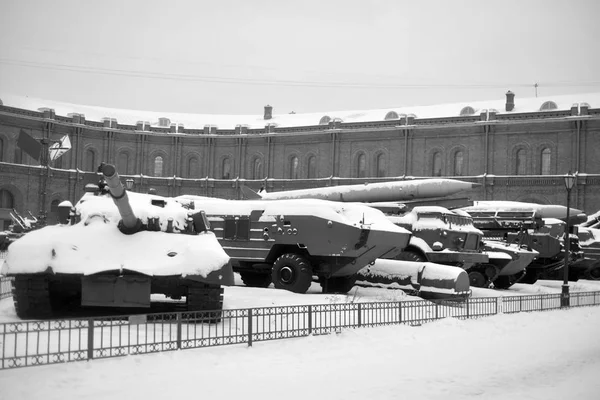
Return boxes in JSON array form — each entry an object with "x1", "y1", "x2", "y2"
[{"x1": 1, "y1": 91, "x2": 598, "y2": 130}]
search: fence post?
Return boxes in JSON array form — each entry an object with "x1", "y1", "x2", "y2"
[
  {"x1": 466, "y1": 298, "x2": 470, "y2": 319},
  {"x1": 176, "y1": 313, "x2": 182, "y2": 350},
  {"x1": 308, "y1": 305, "x2": 312, "y2": 335},
  {"x1": 357, "y1": 303, "x2": 362, "y2": 327},
  {"x1": 540, "y1": 295, "x2": 543, "y2": 311},
  {"x1": 248, "y1": 308, "x2": 253, "y2": 347},
  {"x1": 87, "y1": 318, "x2": 94, "y2": 361},
  {"x1": 435, "y1": 303, "x2": 439, "y2": 320},
  {"x1": 520, "y1": 296, "x2": 523, "y2": 312},
  {"x1": 398, "y1": 301, "x2": 403, "y2": 324}
]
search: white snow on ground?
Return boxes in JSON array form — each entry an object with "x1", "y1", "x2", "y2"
[{"x1": 0, "y1": 300, "x2": 599, "y2": 400}]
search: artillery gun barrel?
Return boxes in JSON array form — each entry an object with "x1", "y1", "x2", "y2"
[{"x1": 101, "y1": 163, "x2": 140, "y2": 232}]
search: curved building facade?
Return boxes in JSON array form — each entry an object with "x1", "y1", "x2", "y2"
[{"x1": 0, "y1": 91, "x2": 599, "y2": 228}]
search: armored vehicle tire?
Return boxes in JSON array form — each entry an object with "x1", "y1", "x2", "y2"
[
  {"x1": 12, "y1": 275, "x2": 53, "y2": 319},
  {"x1": 239, "y1": 272, "x2": 272, "y2": 288},
  {"x1": 584, "y1": 264, "x2": 600, "y2": 280},
  {"x1": 320, "y1": 275, "x2": 358, "y2": 294},
  {"x1": 271, "y1": 254, "x2": 313, "y2": 294},
  {"x1": 468, "y1": 271, "x2": 487, "y2": 288},
  {"x1": 520, "y1": 270, "x2": 539, "y2": 285},
  {"x1": 396, "y1": 250, "x2": 427, "y2": 263}
]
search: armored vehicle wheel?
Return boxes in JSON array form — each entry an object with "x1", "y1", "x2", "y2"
[
  {"x1": 520, "y1": 270, "x2": 539, "y2": 284},
  {"x1": 584, "y1": 264, "x2": 600, "y2": 280},
  {"x1": 12, "y1": 275, "x2": 53, "y2": 319},
  {"x1": 493, "y1": 271, "x2": 526, "y2": 289},
  {"x1": 468, "y1": 271, "x2": 487, "y2": 288},
  {"x1": 239, "y1": 272, "x2": 272, "y2": 288},
  {"x1": 272, "y1": 254, "x2": 313, "y2": 294},
  {"x1": 396, "y1": 250, "x2": 427, "y2": 263},
  {"x1": 320, "y1": 275, "x2": 357, "y2": 294}
]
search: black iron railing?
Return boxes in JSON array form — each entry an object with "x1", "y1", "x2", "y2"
[
  {"x1": 0, "y1": 276, "x2": 13, "y2": 300},
  {"x1": 1, "y1": 291, "x2": 598, "y2": 370}
]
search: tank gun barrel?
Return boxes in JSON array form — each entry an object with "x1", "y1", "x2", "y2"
[{"x1": 100, "y1": 163, "x2": 141, "y2": 233}]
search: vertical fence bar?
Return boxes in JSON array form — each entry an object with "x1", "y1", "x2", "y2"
[
  {"x1": 466, "y1": 298, "x2": 470, "y2": 319},
  {"x1": 308, "y1": 305, "x2": 312, "y2": 335},
  {"x1": 87, "y1": 319, "x2": 94, "y2": 361},
  {"x1": 357, "y1": 303, "x2": 362, "y2": 328},
  {"x1": 176, "y1": 313, "x2": 182, "y2": 350},
  {"x1": 248, "y1": 309, "x2": 253, "y2": 347}
]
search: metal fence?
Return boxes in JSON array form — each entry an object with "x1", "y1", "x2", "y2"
[
  {"x1": 0, "y1": 276, "x2": 13, "y2": 300},
  {"x1": 1, "y1": 291, "x2": 598, "y2": 370}
]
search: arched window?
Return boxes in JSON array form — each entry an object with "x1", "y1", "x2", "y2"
[
  {"x1": 118, "y1": 152, "x2": 129, "y2": 175},
  {"x1": 454, "y1": 151, "x2": 464, "y2": 176},
  {"x1": 384, "y1": 111, "x2": 399, "y2": 120},
  {"x1": 85, "y1": 149, "x2": 95, "y2": 172},
  {"x1": 516, "y1": 149, "x2": 526, "y2": 175},
  {"x1": 460, "y1": 106, "x2": 476, "y2": 116},
  {"x1": 540, "y1": 101, "x2": 558, "y2": 111},
  {"x1": 541, "y1": 148, "x2": 551, "y2": 175},
  {"x1": 0, "y1": 189, "x2": 14, "y2": 208},
  {"x1": 356, "y1": 153, "x2": 366, "y2": 178},
  {"x1": 154, "y1": 156, "x2": 164, "y2": 177},
  {"x1": 307, "y1": 156, "x2": 316, "y2": 179},
  {"x1": 319, "y1": 115, "x2": 331, "y2": 125},
  {"x1": 433, "y1": 152, "x2": 442, "y2": 176},
  {"x1": 14, "y1": 148, "x2": 23, "y2": 164},
  {"x1": 290, "y1": 156, "x2": 299, "y2": 179},
  {"x1": 222, "y1": 157, "x2": 231, "y2": 179},
  {"x1": 253, "y1": 157, "x2": 263, "y2": 179},
  {"x1": 376, "y1": 153, "x2": 386, "y2": 177},
  {"x1": 187, "y1": 157, "x2": 199, "y2": 178}
]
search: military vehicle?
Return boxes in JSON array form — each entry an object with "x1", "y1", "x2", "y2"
[
  {"x1": 463, "y1": 207, "x2": 584, "y2": 285},
  {"x1": 1, "y1": 164, "x2": 234, "y2": 319},
  {"x1": 572, "y1": 226, "x2": 600, "y2": 280},
  {"x1": 177, "y1": 195, "x2": 412, "y2": 294}
]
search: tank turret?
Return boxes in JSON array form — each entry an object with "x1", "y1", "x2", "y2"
[{"x1": 100, "y1": 163, "x2": 142, "y2": 234}]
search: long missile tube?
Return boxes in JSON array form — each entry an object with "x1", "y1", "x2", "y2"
[{"x1": 101, "y1": 163, "x2": 140, "y2": 233}]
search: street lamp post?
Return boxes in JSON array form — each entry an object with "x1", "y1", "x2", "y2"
[
  {"x1": 561, "y1": 171, "x2": 576, "y2": 307},
  {"x1": 125, "y1": 179, "x2": 134, "y2": 191}
]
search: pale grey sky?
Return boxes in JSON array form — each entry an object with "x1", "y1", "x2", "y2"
[{"x1": 1, "y1": 0, "x2": 599, "y2": 115}]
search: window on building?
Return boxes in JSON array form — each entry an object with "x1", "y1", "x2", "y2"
[
  {"x1": 85, "y1": 149, "x2": 95, "y2": 172},
  {"x1": 154, "y1": 156, "x2": 164, "y2": 177},
  {"x1": 290, "y1": 156, "x2": 299, "y2": 179},
  {"x1": 376, "y1": 153, "x2": 386, "y2": 177},
  {"x1": 357, "y1": 153, "x2": 366, "y2": 178},
  {"x1": 187, "y1": 157, "x2": 199, "y2": 178},
  {"x1": 0, "y1": 138, "x2": 4, "y2": 162},
  {"x1": 222, "y1": 157, "x2": 231, "y2": 179},
  {"x1": 541, "y1": 148, "x2": 551, "y2": 175},
  {"x1": 14, "y1": 148, "x2": 23, "y2": 164},
  {"x1": 516, "y1": 149, "x2": 526, "y2": 175},
  {"x1": 118, "y1": 152, "x2": 129, "y2": 175},
  {"x1": 433, "y1": 152, "x2": 442, "y2": 176},
  {"x1": 454, "y1": 151, "x2": 464, "y2": 176},
  {"x1": 307, "y1": 156, "x2": 316, "y2": 179},
  {"x1": 0, "y1": 189, "x2": 14, "y2": 208},
  {"x1": 253, "y1": 157, "x2": 262, "y2": 179}
]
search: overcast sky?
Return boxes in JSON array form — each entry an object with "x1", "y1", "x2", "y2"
[{"x1": 1, "y1": 0, "x2": 599, "y2": 116}]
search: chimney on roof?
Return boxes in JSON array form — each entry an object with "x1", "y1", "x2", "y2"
[
  {"x1": 264, "y1": 104, "x2": 273, "y2": 120},
  {"x1": 505, "y1": 90, "x2": 515, "y2": 112}
]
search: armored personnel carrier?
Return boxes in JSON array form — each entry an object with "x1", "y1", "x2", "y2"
[
  {"x1": 177, "y1": 195, "x2": 411, "y2": 294},
  {"x1": 1, "y1": 164, "x2": 233, "y2": 319}
]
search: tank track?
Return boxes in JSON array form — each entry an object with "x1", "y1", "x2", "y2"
[{"x1": 12, "y1": 275, "x2": 53, "y2": 319}]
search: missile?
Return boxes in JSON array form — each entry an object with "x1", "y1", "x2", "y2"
[
  {"x1": 241, "y1": 178, "x2": 480, "y2": 203},
  {"x1": 462, "y1": 201, "x2": 584, "y2": 221}
]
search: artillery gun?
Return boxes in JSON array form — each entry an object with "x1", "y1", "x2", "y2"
[{"x1": 1, "y1": 163, "x2": 233, "y2": 319}]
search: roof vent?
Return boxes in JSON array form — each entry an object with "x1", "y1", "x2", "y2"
[
  {"x1": 460, "y1": 106, "x2": 476, "y2": 116},
  {"x1": 505, "y1": 90, "x2": 515, "y2": 112},
  {"x1": 319, "y1": 115, "x2": 331, "y2": 125},
  {"x1": 384, "y1": 111, "x2": 399, "y2": 120},
  {"x1": 158, "y1": 117, "x2": 171, "y2": 127},
  {"x1": 540, "y1": 101, "x2": 557, "y2": 111},
  {"x1": 264, "y1": 105, "x2": 273, "y2": 120}
]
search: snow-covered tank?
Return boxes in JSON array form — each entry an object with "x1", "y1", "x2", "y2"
[{"x1": 1, "y1": 163, "x2": 233, "y2": 319}]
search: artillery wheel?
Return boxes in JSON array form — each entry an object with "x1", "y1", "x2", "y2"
[
  {"x1": 468, "y1": 271, "x2": 487, "y2": 288},
  {"x1": 396, "y1": 250, "x2": 427, "y2": 263},
  {"x1": 584, "y1": 264, "x2": 600, "y2": 280},
  {"x1": 320, "y1": 275, "x2": 357, "y2": 294},
  {"x1": 12, "y1": 275, "x2": 53, "y2": 319},
  {"x1": 272, "y1": 254, "x2": 313, "y2": 294},
  {"x1": 239, "y1": 271, "x2": 272, "y2": 288}
]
